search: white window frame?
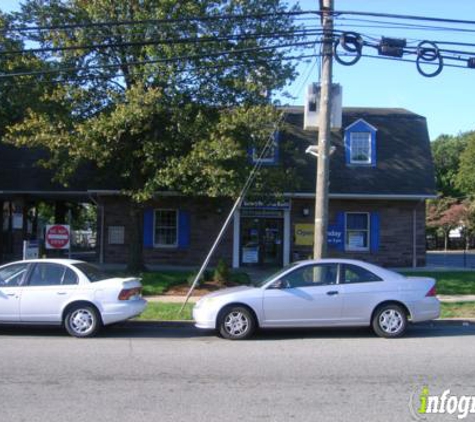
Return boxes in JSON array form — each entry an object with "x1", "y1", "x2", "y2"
[
  {"x1": 345, "y1": 212, "x2": 370, "y2": 252},
  {"x1": 350, "y1": 132, "x2": 371, "y2": 164},
  {"x1": 153, "y1": 209, "x2": 179, "y2": 248},
  {"x1": 252, "y1": 144, "x2": 276, "y2": 164}
]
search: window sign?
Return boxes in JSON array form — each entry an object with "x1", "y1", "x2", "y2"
[{"x1": 346, "y1": 213, "x2": 370, "y2": 251}]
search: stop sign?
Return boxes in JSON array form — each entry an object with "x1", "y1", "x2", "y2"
[{"x1": 45, "y1": 225, "x2": 71, "y2": 250}]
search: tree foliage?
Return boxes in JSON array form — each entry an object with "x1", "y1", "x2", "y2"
[
  {"x1": 455, "y1": 132, "x2": 475, "y2": 196},
  {"x1": 3, "y1": 1, "x2": 303, "y2": 269},
  {"x1": 5, "y1": 0, "x2": 302, "y2": 200},
  {"x1": 431, "y1": 133, "x2": 469, "y2": 197}
]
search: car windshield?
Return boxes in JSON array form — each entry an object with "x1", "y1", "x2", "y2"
[
  {"x1": 73, "y1": 263, "x2": 111, "y2": 283},
  {"x1": 253, "y1": 263, "x2": 300, "y2": 287}
]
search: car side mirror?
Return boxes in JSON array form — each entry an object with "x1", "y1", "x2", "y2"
[{"x1": 269, "y1": 279, "x2": 291, "y2": 289}]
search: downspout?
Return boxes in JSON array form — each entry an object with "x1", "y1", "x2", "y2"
[
  {"x1": 89, "y1": 193, "x2": 105, "y2": 265},
  {"x1": 412, "y1": 200, "x2": 424, "y2": 268}
]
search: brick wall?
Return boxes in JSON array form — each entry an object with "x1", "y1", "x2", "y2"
[
  {"x1": 291, "y1": 198, "x2": 427, "y2": 267},
  {"x1": 100, "y1": 196, "x2": 233, "y2": 267}
]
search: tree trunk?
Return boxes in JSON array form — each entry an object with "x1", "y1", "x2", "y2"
[
  {"x1": 127, "y1": 201, "x2": 145, "y2": 273},
  {"x1": 444, "y1": 231, "x2": 449, "y2": 251}
]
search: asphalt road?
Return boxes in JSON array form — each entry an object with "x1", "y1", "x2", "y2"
[{"x1": 1, "y1": 322, "x2": 474, "y2": 422}]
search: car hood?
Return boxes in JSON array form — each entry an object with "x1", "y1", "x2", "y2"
[{"x1": 201, "y1": 285, "x2": 256, "y2": 300}]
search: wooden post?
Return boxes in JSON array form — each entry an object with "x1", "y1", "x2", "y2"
[{"x1": 314, "y1": 0, "x2": 334, "y2": 259}]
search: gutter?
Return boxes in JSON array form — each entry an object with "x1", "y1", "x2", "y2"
[{"x1": 287, "y1": 193, "x2": 437, "y2": 201}]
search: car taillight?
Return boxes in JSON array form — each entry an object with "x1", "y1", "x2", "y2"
[
  {"x1": 118, "y1": 287, "x2": 142, "y2": 300},
  {"x1": 426, "y1": 284, "x2": 437, "y2": 297}
]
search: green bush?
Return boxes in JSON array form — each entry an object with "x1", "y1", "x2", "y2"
[
  {"x1": 213, "y1": 258, "x2": 230, "y2": 284},
  {"x1": 186, "y1": 272, "x2": 203, "y2": 287}
]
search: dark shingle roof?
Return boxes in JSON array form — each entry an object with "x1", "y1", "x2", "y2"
[
  {"x1": 0, "y1": 106, "x2": 436, "y2": 198},
  {"x1": 281, "y1": 107, "x2": 436, "y2": 196},
  {"x1": 0, "y1": 143, "x2": 117, "y2": 194}
]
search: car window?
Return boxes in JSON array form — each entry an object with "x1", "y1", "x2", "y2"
[
  {"x1": 63, "y1": 267, "x2": 79, "y2": 285},
  {"x1": 0, "y1": 263, "x2": 29, "y2": 287},
  {"x1": 281, "y1": 264, "x2": 338, "y2": 288},
  {"x1": 29, "y1": 263, "x2": 75, "y2": 286},
  {"x1": 341, "y1": 264, "x2": 382, "y2": 284},
  {"x1": 73, "y1": 263, "x2": 110, "y2": 282}
]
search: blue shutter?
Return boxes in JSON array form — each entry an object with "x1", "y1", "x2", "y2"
[
  {"x1": 178, "y1": 210, "x2": 190, "y2": 249},
  {"x1": 143, "y1": 209, "x2": 154, "y2": 248},
  {"x1": 371, "y1": 133, "x2": 377, "y2": 167},
  {"x1": 370, "y1": 212, "x2": 380, "y2": 252}
]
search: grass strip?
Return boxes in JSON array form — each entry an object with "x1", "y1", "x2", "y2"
[
  {"x1": 135, "y1": 302, "x2": 194, "y2": 321},
  {"x1": 400, "y1": 271, "x2": 475, "y2": 295},
  {"x1": 440, "y1": 302, "x2": 475, "y2": 319}
]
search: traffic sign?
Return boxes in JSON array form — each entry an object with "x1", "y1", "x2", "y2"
[{"x1": 45, "y1": 225, "x2": 71, "y2": 250}]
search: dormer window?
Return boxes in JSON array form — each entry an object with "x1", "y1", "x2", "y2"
[
  {"x1": 251, "y1": 131, "x2": 280, "y2": 165},
  {"x1": 350, "y1": 132, "x2": 371, "y2": 164},
  {"x1": 344, "y1": 119, "x2": 377, "y2": 166}
]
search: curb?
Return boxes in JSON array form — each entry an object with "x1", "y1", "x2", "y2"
[
  {"x1": 127, "y1": 319, "x2": 475, "y2": 327},
  {"x1": 129, "y1": 320, "x2": 195, "y2": 328}
]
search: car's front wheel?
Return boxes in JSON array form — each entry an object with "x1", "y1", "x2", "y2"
[
  {"x1": 372, "y1": 304, "x2": 407, "y2": 338},
  {"x1": 64, "y1": 304, "x2": 102, "y2": 338},
  {"x1": 218, "y1": 306, "x2": 255, "y2": 340}
]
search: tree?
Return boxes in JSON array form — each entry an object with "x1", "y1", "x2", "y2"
[
  {"x1": 426, "y1": 198, "x2": 475, "y2": 250},
  {"x1": 4, "y1": 0, "x2": 303, "y2": 270},
  {"x1": 456, "y1": 132, "x2": 475, "y2": 196},
  {"x1": 0, "y1": 11, "x2": 52, "y2": 137},
  {"x1": 431, "y1": 133, "x2": 469, "y2": 197}
]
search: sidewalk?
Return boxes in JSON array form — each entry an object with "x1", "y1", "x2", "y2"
[{"x1": 145, "y1": 294, "x2": 475, "y2": 303}]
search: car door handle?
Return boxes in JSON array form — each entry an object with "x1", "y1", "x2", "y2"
[
  {"x1": 6, "y1": 293, "x2": 17, "y2": 297},
  {"x1": 326, "y1": 291, "x2": 339, "y2": 296},
  {"x1": 56, "y1": 292, "x2": 67, "y2": 295}
]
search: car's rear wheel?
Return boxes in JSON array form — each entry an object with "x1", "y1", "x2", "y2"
[
  {"x1": 372, "y1": 304, "x2": 407, "y2": 338},
  {"x1": 64, "y1": 304, "x2": 101, "y2": 338},
  {"x1": 218, "y1": 306, "x2": 255, "y2": 340}
]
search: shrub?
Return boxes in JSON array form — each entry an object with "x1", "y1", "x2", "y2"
[
  {"x1": 213, "y1": 258, "x2": 230, "y2": 284},
  {"x1": 186, "y1": 272, "x2": 203, "y2": 287}
]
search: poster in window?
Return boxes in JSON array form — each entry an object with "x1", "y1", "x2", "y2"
[{"x1": 348, "y1": 232, "x2": 366, "y2": 249}]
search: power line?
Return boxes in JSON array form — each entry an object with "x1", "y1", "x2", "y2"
[
  {"x1": 332, "y1": 10, "x2": 475, "y2": 26},
  {"x1": 0, "y1": 28, "x2": 325, "y2": 56},
  {"x1": 0, "y1": 42, "x2": 319, "y2": 79},
  {"x1": 1, "y1": 53, "x2": 321, "y2": 87},
  {"x1": 1, "y1": 10, "x2": 320, "y2": 34}
]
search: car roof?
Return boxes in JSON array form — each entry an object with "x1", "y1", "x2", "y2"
[{"x1": 1, "y1": 258, "x2": 85, "y2": 266}]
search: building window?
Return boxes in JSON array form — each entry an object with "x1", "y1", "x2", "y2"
[
  {"x1": 154, "y1": 209, "x2": 178, "y2": 247},
  {"x1": 251, "y1": 131, "x2": 279, "y2": 165},
  {"x1": 108, "y1": 226, "x2": 125, "y2": 245},
  {"x1": 345, "y1": 212, "x2": 370, "y2": 251},
  {"x1": 350, "y1": 132, "x2": 371, "y2": 164}
]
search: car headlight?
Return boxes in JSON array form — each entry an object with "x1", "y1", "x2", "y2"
[{"x1": 195, "y1": 297, "x2": 217, "y2": 309}]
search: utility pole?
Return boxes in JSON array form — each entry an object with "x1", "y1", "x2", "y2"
[{"x1": 313, "y1": 0, "x2": 334, "y2": 259}]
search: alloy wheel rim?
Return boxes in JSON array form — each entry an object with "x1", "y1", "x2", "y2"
[
  {"x1": 379, "y1": 309, "x2": 403, "y2": 334},
  {"x1": 224, "y1": 311, "x2": 249, "y2": 337},
  {"x1": 70, "y1": 309, "x2": 94, "y2": 334}
]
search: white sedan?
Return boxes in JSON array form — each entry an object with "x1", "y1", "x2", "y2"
[
  {"x1": 193, "y1": 259, "x2": 440, "y2": 340},
  {"x1": 0, "y1": 259, "x2": 147, "y2": 337}
]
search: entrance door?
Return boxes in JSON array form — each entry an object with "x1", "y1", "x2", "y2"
[{"x1": 241, "y1": 218, "x2": 283, "y2": 266}]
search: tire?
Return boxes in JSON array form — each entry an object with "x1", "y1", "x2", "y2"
[
  {"x1": 64, "y1": 304, "x2": 102, "y2": 338},
  {"x1": 218, "y1": 306, "x2": 255, "y2": 340},
  {"x1": 372, "y1": 304, "x2": 407, "y2": 338}
]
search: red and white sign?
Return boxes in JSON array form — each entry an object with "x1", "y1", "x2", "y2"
[{"x1": 45, "y1": 225, "x2": 71, "y2": 250}]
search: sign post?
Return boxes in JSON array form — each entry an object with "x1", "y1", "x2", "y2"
[{"x1": 45, "y1": 224, "x2": 71, "y2": 252}]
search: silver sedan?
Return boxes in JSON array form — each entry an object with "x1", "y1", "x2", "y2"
[{"x1": 193, "y1": 259, "x2": 440, "y2": 340}]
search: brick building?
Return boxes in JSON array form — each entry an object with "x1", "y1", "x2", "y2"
[{"x1": 0, "y1": 107, "x2": 436, "y2": 268}]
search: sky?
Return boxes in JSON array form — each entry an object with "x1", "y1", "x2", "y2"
[{"x1": 1, "y1": 0, "x2": 475, "y2": 140}]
